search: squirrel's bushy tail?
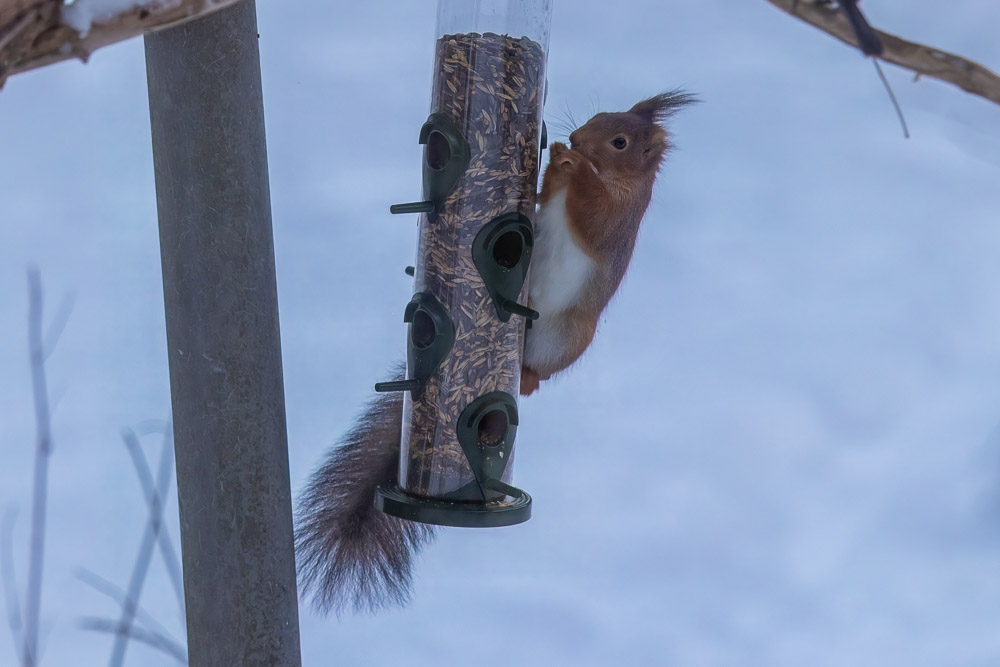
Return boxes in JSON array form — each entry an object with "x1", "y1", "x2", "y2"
[{"x1": 295, "y1": 376, "x2": 435, "y2": 614}]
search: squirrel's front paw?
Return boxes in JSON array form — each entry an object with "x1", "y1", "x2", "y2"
[{"x1": 548, "y1": 142, "x2": 581, "y2": 170}]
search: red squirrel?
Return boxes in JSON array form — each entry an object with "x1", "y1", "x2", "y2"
[
  {"x1": 296, "y1": 92, "x2": 694, "y2": 614},
  {"x1": 522, "y1": 91, "x2": 695, "y2": 394}
]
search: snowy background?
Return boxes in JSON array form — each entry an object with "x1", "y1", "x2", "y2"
[{"x1": 3, "y1": 0, "x2": 1000, "y2": 665}]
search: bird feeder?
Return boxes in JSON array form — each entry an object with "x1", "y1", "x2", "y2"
[{"x1": 375, "y1": 0, "x2": 552, "y2": 527}]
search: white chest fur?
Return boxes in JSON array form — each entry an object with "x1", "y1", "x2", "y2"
[{"x1": 529, "y1": 189, "x2": 595, "y2": 317}]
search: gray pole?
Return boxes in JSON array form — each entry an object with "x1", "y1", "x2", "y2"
[{"x1": 144, "y1": 2, "x2": 301, "y2": 665}]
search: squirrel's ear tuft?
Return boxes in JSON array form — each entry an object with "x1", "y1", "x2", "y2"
[{"x1": 629, "y1": 90, "x2": 699, "y2": 123}]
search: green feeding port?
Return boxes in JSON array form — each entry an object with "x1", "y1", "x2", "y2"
[
  {"x1": 374, "y1": 292, "x2": 455, "y2": 395},
  {"x1": 472, "y1": 212, "x2": 538, "y2": 322},
  {"x1": 455, "y1": 391, "x2": 520, "y2": 499},
  {"x1": 389, "y1": 113, "x2": 471, "y2": 215},
  {"x1": 404, "y1": 292, "x2": 455, "y2": 383},
  {"x1": 375, "y1": 390, "x2": 531, "y2": 528}
]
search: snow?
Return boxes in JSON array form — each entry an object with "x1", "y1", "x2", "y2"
[{"x1": 61, "y1": 0, "x2": 178, "y2": 38}]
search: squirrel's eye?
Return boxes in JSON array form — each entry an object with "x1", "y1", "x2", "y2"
[{"x1": 611, "y1": 137, "x2": 628, "y2": 150}]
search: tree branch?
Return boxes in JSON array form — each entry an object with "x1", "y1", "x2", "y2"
[
  {"x1": 764, "y1": 0, "x2": 1000, "y2": 106},
  {"x1": 0, "y1": 0, "x2": 243, "y2": 89},
  {"x1": 23, "y1": 267, "x2": 52, "y2": 667}
]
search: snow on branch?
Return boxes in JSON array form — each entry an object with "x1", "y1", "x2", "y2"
[
  {"x1": 0, "y1": 0, "x2": 242, "y2": 88},
  {"x1": 764, "y1": 0, "x2": 1000, "y2": 107}
]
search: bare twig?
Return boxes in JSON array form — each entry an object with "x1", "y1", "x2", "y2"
[
  {"x1": 765, "y1": 0, "x2": 1000, "y2": 106},
  {"x1": 74, "y1": 568, "x2": 177, "y2": 649},
  {"x1": 1, "y1": 508, "x2": 25, "y2": 667},
  {"x1": 120, "y1": 425, "x2": 184, "y2": 615},
  {"x1": 24, "y1": 267, "x2": 52, "y2": 667},
  {"x1": 80, "y1": 617, "x2": 186, "y2": 665},
  {"x1": 108, "y1": 429, "x2": 174, "y2": 667}
]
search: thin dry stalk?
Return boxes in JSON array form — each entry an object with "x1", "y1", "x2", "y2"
[
  {"x1": 108, "y1": 430, "x2": 175, "y2": 667},
  {"x1": 24, "y1": 266, "x2": 52, "y2": 667},
  {"x1": 120, "y1": 425, "x2": 183, "y2": 617},
  {"x1": 75, "y1": 568, "x2": 177, "y2": 649},
  {"x1": 80, "y1": 617, "x2": 185, "y2": 665}
]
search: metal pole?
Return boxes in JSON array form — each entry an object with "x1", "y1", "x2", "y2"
[{"x1": 144, "y1": 2, "x2": 301, "y2": 665}]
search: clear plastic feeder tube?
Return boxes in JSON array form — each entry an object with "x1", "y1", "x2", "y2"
[{"x1": 399, "y1": 0, "x2": 552, "y2": 500}]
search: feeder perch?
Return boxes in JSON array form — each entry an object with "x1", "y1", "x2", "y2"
[
  {"x1": 375, "y1": 292, "x2": 456, "y2": 394},
  {"x1": 472, "y1": 212, "x2": 538, "y2": 322},
  {"x1": 375, "y1": 0, "x2": 552, "y2": 528},
  {"x1": 390, "y1": 113, "x2": 472, "y2": 214}
]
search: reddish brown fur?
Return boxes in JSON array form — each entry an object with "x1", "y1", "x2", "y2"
[{"x1": 521, "y1": 92, "x2": 695, "y2": 395}]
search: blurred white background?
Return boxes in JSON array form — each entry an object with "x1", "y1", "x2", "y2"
[{"x1": 2, "y1": 1, "x2": 1000, "y2": 665}]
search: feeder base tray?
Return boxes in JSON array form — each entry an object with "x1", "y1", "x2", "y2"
[{"x1": 375, "y1": 481, "x2": 531, "y2": 528}]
